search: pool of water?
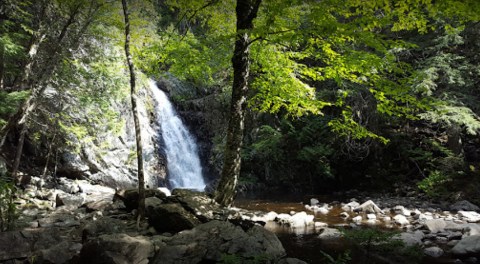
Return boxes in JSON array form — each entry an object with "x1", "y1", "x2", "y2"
[{"x1": 233, "y1": 198, "x2": 458, "y2": 264}]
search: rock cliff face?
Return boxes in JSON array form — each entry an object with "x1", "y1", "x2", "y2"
[
  {"x1": 24, "y1": 74, "x2": 219, "y2": 191},
  {"x1": 54, "y1": 83, "x2": 166, "y2": 189}
]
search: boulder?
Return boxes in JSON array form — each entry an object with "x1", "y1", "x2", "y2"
[
  {"x1": 394, "y1": 205, "x2": 411, "y2": 216},
  {"x1": 145, "y1": 200, "x2": 201, "y2": 233},
  {"x1": 458, "y1": 211, "x2": 480, "y2": 223},
  {"x1": 425, "y1": 219, "x2": 447, "y2": 233},
  {"x1": 424, "y1": 246, "x2": 444, "y2": 258},
  {"x1": 157, "y1": 187, "x2": 171, "y2": 197},
  {"x1": 288, "y1": 212, "x2": 314, "y2": 227},
  {"x1": 310, "y1": 198, "x2": 320, "y2": 206},
  {"x1": 38, "y1": 241, "x2": 80, "y2": 264},
  {"x1": 352, "y1": 216, "x2": 362, "y2": 222},
  {"x1": 318, "y1": 228, "x2": 343, "y2": 240},
  {"x1": 56, "y1": 192, "x2": 85, "y2": 208},
  {"x1": 81, "y1": 218, "x2": 129, "y2": 241},
  {"x1": 80, "y1": 234, "x2": 153, "y2": 264},
  {"x1": 342, "y1": 201, "x2": 360, "y2": 212},
  {"x1": 451, "y1": 235, "x2": 480, "y2": 255},
  {"x1": 152, "y1": 220, "x2": 285, "y2": 263},
  {"x1": 393, "y1": 231, "x2": 424, "y2": 247},
  {"x1": 277, "y1": 258, "x2": 308, "y2": 264},
  {"x1": 367, "y1": 214, "x2": 376, "y2": 220},
  {"x1": 0, "y1": 228, "x2": 64, "y2": 261},
  {"x1": 462, "y1": 223, "x2": 480, "y2": 236},
  {"x1": 169, "y1": 189, "x2": 221, "y2": 222},
  {"x1": 393, "y1": 214, "x2": 410, "y2": 226},
  {"x1": 117, "y1": 188, "x2": 167, "y2": 211},
  {"x1": 451, "y1": 200, "x2": 480, "y2": 212},
  {"x1": 353, "y1": 200, "x2": 384, "y2": 214}
]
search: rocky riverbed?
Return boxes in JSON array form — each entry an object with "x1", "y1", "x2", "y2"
[
  {"x1": 3, "y1": 176, "x2": 480, "y2": 263},
  {"x1": 0, "y1": 176, "x2": 306, "y2": 264},
  {"x1": 233, "y1": 191, "x2": 480, "y2": 263}
]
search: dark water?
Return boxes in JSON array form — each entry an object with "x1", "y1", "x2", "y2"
[{"x1": 233, "y1": 198, "x2": 457, "y2": 264}]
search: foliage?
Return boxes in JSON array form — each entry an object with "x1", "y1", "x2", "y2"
[
  {"x1": 0, "y1": 91, "x2": 29, "y2": 127},
  {"x1": 0, "y1": 177, "x2": 17, "y2": 232},
  {"x1": 417, "y1": 170, "x2": 451, "y2": 198}
]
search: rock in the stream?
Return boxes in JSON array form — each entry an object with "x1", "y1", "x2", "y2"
[
  {"x1": 342, "y1": 201, "x2": 360, "y2": 212},
  {"x1": 424, "y1": 246, "x2": 444, "y2": 258},
  {"x1": 458, "y1": 211, "x2": 480, "y2": 223},
  {"x1": 318, "y1": 228, "x2": 343, "y2": 240},
  {"x1": 367, "y1": 214, "x2": 376, "y2": 220},
  {"x1": 393, "y1": 214, "x2": 410, "y2": 226},
  {"x1": 450, "y1": 200, "x2": 480, "y2": 212},
  {"x1": 353, "y1": 200, "x2": 384, "y2": 214},
  {"x1": 352, "y1": 216, "x2": 362, "y2": 222},
  {"x1": 394, "y1": 205, "x2": 411, "y2": 216},
  {"x1": 393, "y1": 231, "x2": 424, "y2": 247},
  {"x1": 451, "y1": 235, "x2": 480, "y2": 255},
  {"x1": 425, "y1": 219, "x2": 447, "y2": 233},
  {"x1": 289, "y1": 212, "x2": 315, "y2": 227},
  {"x1": 146, "y1": 199, "x2": 201, "y2": 233},
  {"x1": 152, "y1": 220, "x2": 285, "y2": 263},
  {"x1": 80, "y1": 234, "x2": 153, "y2": 264}
]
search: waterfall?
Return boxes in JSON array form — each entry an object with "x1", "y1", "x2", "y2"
[{"x1": 149, "y1": 79, "x2": 206, "y2": 191}]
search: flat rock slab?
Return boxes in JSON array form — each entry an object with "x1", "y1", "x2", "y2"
[
  {"x1": 459, "y1": 211, "x2": 480, "y2": 223},
  {"x1": 0, "y1": 228, "x2": 63, "y2": 261},
  {"x1": 451, "y1": 235, "x2": 480, "y2": 255},
  {"x1": 80, "y1": 234, "x2": 153, "y2": 264},
  {"x1": 152, "y1": 220, "x2": 285, "y2": 263}
]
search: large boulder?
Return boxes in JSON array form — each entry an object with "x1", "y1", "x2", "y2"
[
  {"x1": 80, "y1": 234, "x2": 153, "y2": 264},
  {"x1": 424, "y1": 219, "x2": 447, "y2": 233},
  {"x1": 450, "y1": 200, "x2": 480, "y2": 212},
  {"x1": 458, "y1": 211, "x2": 480, "y2": 223},
  {"x1": 353, "y1": 200, "x2": 384, "y2": 214},
  {"x1": 318, "y1": 228, "x2": 343, "y2": 240},
  {"x1": 424, "y1": 246, "x2": 444, "y2": 258},
  {"x1": 152, "y1": 220, "x2": 285, "y2": 263},
  {"x1": 393, "y1": 231, "x2": 424, "y2": 247},
  {"x1": 56, "y1": 192, "x2": 85, "y2": 208},
  {"x1": 145, "y1": 199, "x2": 201, "y2": 233},
  {"x1": 117, "y1": 188, "x2": 167, "y2": 211},
  {"x1": 169, "y1": 189, "x2": 222, "y2": 222},
  {"x1": 451, "y1": 235, "x2": 480, "y2": 255},
  {"x1": 0, "y1": 228, "x2": 64, "y2": 261}
]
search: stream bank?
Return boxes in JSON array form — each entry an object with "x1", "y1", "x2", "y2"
[{"x1": 233, "y1": 190, "x2": 480, "y2": 264}]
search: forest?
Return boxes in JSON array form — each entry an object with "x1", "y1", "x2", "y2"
[{"x1": 1, "y1": 0, "x2": 480, "y2": 263}]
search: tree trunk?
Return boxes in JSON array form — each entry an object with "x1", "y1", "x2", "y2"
[
  {"x1": 215, "y1": 0, "x2": 261, "y2": 207},
  {"x1": 0, "y1": 43, "x2": 4, "y2": 90},
  {"x1": 122, "y1": 0, "x2": 145, "y2": 221}
]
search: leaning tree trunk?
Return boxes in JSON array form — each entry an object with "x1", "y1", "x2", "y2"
[
  {"x1": 215, "y1": 0, "x2": 261, "y2": 206},
  {"x1": 122, "y1": 0, "x2": 145, "y2": 222}
]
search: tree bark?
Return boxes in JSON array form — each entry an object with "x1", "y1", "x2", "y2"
[
  {"x1": 0, "y1": 43, "x2": 4, "y2": 90},
  {"x1": 215, "y1": 0, "x2": 261, "y2": 206},
  {"x1": 122, "y1": 0, "x2": 145, "y2": 222}
]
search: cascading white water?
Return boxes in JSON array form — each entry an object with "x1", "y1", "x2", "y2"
[{"x1": 149, "y1": 79, "x2": 206, "y2": 190}]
